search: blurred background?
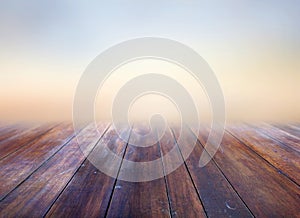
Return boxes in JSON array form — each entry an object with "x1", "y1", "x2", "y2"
[{"x1": 0, "y1": 0, "x2": 299, "y2": 123}]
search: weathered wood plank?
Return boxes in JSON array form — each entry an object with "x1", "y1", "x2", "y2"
[
  {"x1": 0, "y1": 124, "x2": 56, "y2": 160},
  {"x1": 159, "y1": 127, "x2": 206, "y2": 217},
  {"x1": 46, "y1": 125, "x2": 129, "y2": 218},
  {"x1": 194, "y1": 126, "x2": 300, "y2": 217},
  {"x1": 0, "y1": 123, "x2": 108, "y2": 217},
  {"x1": 227, "y1": 124, "x2": 300, "y2": 185},
  {"x1": 0, "y1": 123, "x2": 74, "y2": 200},
  {"x1": 173, "y1": 127, "x2": 253, "y2": 218},
  {"x1": 0, "y1": 124, "x2": 31, "y2": 142},
  {"x1": 251, "y1": 123, "x2": 300, "y2": 153},
  {"x1": 271, "y1": 124, "x2": 300, "y2": 139},
  {"x1": 106, "y1": 126, "x2": 170, "y2": 218}
]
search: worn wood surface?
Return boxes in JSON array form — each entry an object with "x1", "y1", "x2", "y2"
[
  {"x1": 193, "y1": 126, "x2": 300, "y2": 217},
  {"x1": 106, "y1": 126, "x2": 170, "y2": 218},
  {"x1": 227, "y1": 123, "x2": 300, "y2": 185},
  {"x1": 271, "y1": 124, "x2": 300, "y2": 139},
  {"x1": 174, "y1": 127, "x2": 253, "y2": 218},
  {"x1": 47, "y1": 125, "x2": 127, "y2": 218},
  {"x1": 0, "y1": 123, "x2": 299, "y2": 217},
  {"x1": 0, "y1": 124, "x2": 56, "y2": 160},
  {"x1": 159, "y1": 128, "x2": 206, "y2": 218}
]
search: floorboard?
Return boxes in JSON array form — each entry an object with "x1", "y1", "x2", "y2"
[
  {"x1": 46, "y1": 125, "x2": 128, "y2": 218},
  {"x1": 193, "y1": 126, "x2": 300, "y2": 217},
  {"x1": 0, "y1": 123, "x2": 299, "y2": 217},
  {"x1": 253, "y1": 123, "x2": 300, "y2": 153},
  {"x1": 0, "y1": 124, "x2": 31, "y2": 142},
  {"x1": 0, "y1": 123, "x2": 74, "y2": 200},
  {"x1": 159, "y1": 128, "x2": 206, "y2": 218},
  {"x1": 227, "y1": 124, "x2": 300, "y2": 185},
  {"x1": 271, "y1": 124, "x2": 300, "y2": 139},
  {"x1": 0, "y1": 124, "x2": 56, "y2": 160},
  {"x1": 174, "y1": 127, "x2": 253, "y2": 217},
  {"x1": 0, "y1": 123, "x2": 108, "y2": 217},
  {"x1": 106, "y1": 125, "x2": 170, "y2": 218}
]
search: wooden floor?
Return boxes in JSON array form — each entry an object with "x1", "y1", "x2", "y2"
[{"x1": 0, "y1": 122, "x2": 299, "y2": 217}]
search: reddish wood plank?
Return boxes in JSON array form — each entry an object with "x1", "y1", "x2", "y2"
[
  {"x1": 251, "y1": 123, "x2": 300, "y2": 153},
  {"x1": 159, "y1": 128, "x2": 206, "y2": 217},
  {"x1": 227, "y1": 124, "x2": 300, "y2": 185},
  {"x1": 0, "y1": 124, "x2": 56, "y2": 160},
  {"x1": 0, "y1": 123, "x2": 74, "y2": 200},
  {"x1": 106, "y1": 126, "x2": 170, "y2": 218},
  {"x1": 0, "y1": 123, "x2": 108, "y2": 217},
  {"x1": 194, "y1": 126, "x2": 300, "y2": 217},
  {"x1": 173, "y1": 127, "x2": 253, "y2": 218},
  {"x1": 46, "y1": 126, "x2": 129, "y2": 218}
]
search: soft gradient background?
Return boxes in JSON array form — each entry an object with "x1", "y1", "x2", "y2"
[{"x1": 0, "y1": 0, "x2": 299, "y2": 123}]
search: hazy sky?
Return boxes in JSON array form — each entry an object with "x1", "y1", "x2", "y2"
[{"x1": 0, "y1": 0, "x2": 299, "y2": 122}]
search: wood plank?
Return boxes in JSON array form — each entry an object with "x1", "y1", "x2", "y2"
[
  {"x1": 227, "y1": 124, "x2": 300, "y2": 185},
  {"x1": 159, "y1": 127, "x2": 206, "y2": 217},
  {"x1": 251, "y1": 123, "x2": 300, "y2": 153},
  {"x1": 106, "y1": 125, "x2": 171, "y2": 218},
  {"x1": 271, "y1": 124, "x2": 300, "y2": 139},
  {"x1": 193, "y1": 126, "x2": 300, "y2": 217},
  {"x1": 46, "y1": 125, "x2": 130, "y2": 218},
  {"x1": 0, "y1": 124, "x2": 56, "y2": 160},
  {"x1": 0, "y1": 124, "x2": 31, "y2": 142},
  {"x1": 0, "y1": 123, "x2": 74, "y2": 200},
  {"x1": 0, "y1": 123, "x2": 108, "y2": 217},
  {"x1": 173, "y1": 127, "x2": 253, "y2": 218}
]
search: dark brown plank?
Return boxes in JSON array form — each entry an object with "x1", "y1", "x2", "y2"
[
  {"x1": 227, "y1": 124, "x2": 300, "y2": 185},
  {"x1": 271, "y1": 124, "x2": 300, "y2": 139},
  {"x1": 0, "y1": 124, "x2": 56, "y2": 160},
  {"x1": 0, "y1": 123, "x2": 108, "y2": 217},
  {"x1": 46, "y1": 125, "x2": 129, "y2": 218},
  {"x1": 194, "y1": 126, "x2": 300, "y2": 217},
  {"x1": 173, "y1": 127, "x2": 253, "y2": 218},
  {"x1": 0, "y1": 123, "x2": 74, "y2": 200},
  {"x1": 159, "y1": 128, "x2": 206, "y2": 217},
  {"x1": 106, "y1": 126, "x2": 170, "y2": 218}
]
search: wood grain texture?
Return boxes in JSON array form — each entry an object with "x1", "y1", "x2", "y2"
[
  {"x1": 252, "y1": 123, "x2": 300, "y2": 153},
  {"x1": 194, "y1": 126, "x2": 300, "y2": 217},
  {"x1": 0, "y1": 123, "x2": 108, "y2": 217},
  {"x1": 174, "y1": 127, "x2": 253, "y2": 218},
  {"x1": 227, "y1": 123, "x2": 300, "y2": 185},
  {"x1": 271, "y1": 124, "x2": 300, "y2": 139},
  {"x1": 0, "y1": 124, "x2": 56, "y2": 160},
  {"x1": 159, "y1": 128, "x2": 206, "y2": 218},
  {"x1": 106, "y1": 126, "x2": 171, "y2": 218},
  {"x1": 46, "y1": 125, "x2": 129, "y2": 218},
  {"x1": 0, "y1": 124, "x2": 31, "y2": 142},
  {"x1": 0, "y1": 123, "x2": 299, "y2": 217},
  {"x1": 0, "y1": 123, "x2": 74, "y2": 200}
]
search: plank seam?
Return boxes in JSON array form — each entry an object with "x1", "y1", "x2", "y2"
[
  {"x1": 43, "y1": 123, "x2": 112, "y2": 217},
  {"x1": 186, "y1": 127, "x2": 255, "y2": 218},
  {"x1": 103, "y1": 127, "x2": 133, "y2": 218},
  {"x1": 156, "y1": 129, "x2": 173, "y2": 218},
  {"x1": 268, "y1": 124, "x2": 300, "y2": 141},
  {"x1": 226, "y1": 129, "x2": 300, "y2": 187},
  {"x1": 0, "y1": 123, "x2": 61, "y2": 161},
  {"x1": 256, "y1": 123, "x2": 300, "y2": 154},
  {"x1": 0, "y1": 124, "x2": 76, "y2": 202},
  {"x1": 169, "y1": 128, "x2": 208, "y2": 218}
]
